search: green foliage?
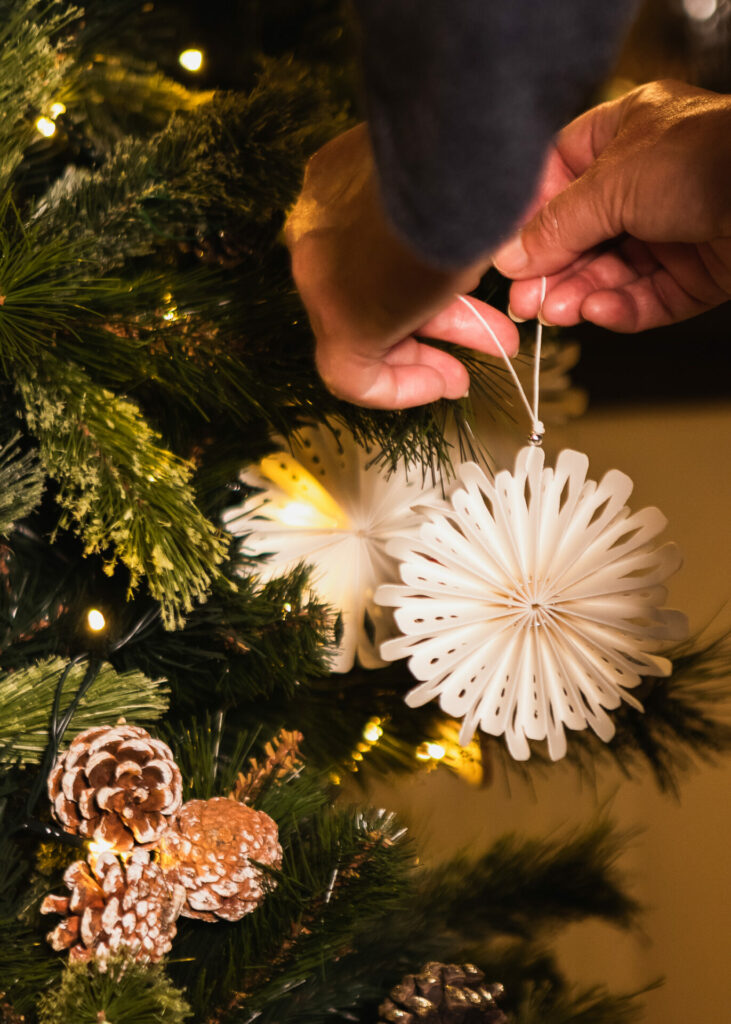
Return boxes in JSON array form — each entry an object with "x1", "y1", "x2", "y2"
[
  {"x1": 0, "y1": 0, "x2": 78, "y2": 188},
  {"x1": 0, "y1": 432, "x2": 43, "y2": 535},
  {"x1": 32, "y1": 61, "x2": 347, "y2": 273},
  {"x1": 0, "y1": 199, "x2": 104, "y2": 376},
  {"x1": 0, "y1": 916, "x2": 62, "y2": 1014},
  {"x1": 511, "y1": 980, "x2": 647, "y2": 1024},
  {"x1": 0, "y1": 657, "x2": 168, "y2": 765},
  {"x1": 538, "y1": 634, "x2": 731, "y2": 794},
  {"x1": 65, "y1": 56, "x2": 213, "y2": 150},
  {"x1": 19, "y1": 358, "x2": 229, "y2": 628},
  {"x1": 36, "y1": 956, "x2": 192, "y2": 1024},
  {"x1": 171, "y1": 805, "x2": 412, "y2": 1022},
  {"x1": 418, "y1": 819, "x2": 640, "y2": 943},
  {"x1": 165, "y1": 713, "x2": 259, "y2": 801},
  {"x1": 118, "y1": 565, "x2": 334, "y2": 711}
]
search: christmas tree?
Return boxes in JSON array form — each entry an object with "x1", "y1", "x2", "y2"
[{"x1": 0, "y1": 2, "x2": 729, "y2": 1021}]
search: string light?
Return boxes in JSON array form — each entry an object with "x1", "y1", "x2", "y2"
[
  {"x1": 179, "y1": 48, "x2": 204, "y2": 72},
  {"x1": 50, "y1": 101, "x2": 66, "y2": 118},
  {"x1": 86, "y1": 608, "x2": 106, "y2": 632},
  {"x1": 87, "y1": 836, "x2": 115, "y2": 869},
  {"x1": 35, "y1": 116, "x2": 56, "y2": 138},
  {"x1": 362, "y1": 718, "x2": 383, "y2": 743},
  {"x1": 415, "y1": 741, "x2": 446, "y2": 762}
]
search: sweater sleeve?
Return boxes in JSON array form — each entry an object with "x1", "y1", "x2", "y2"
[{"x1": 352, "y1": 0, "x2": 638, "y2": 269}]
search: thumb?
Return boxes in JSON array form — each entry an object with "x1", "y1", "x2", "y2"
[{"x1": 493, "y1": 165, "x2": 619, "y2": 279}]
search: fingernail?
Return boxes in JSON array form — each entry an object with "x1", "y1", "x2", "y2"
[
  {"x1": 538, "y1": 313, "x2": 556, "y2": 327},
  {"x1": 493, "y1": 235, "x2": 528, "y2": 275},
  {"x1": 462, "y1": 388, "x2": 470, "y2": 399},
  {"x1": 507, "y1": 305, "x2": 526, "y2": 323}
]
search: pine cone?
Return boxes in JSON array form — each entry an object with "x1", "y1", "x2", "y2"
[
  {"x1": 158, "y1": 797, "x2": 282, "y2": 922},
  {"x1": 379, "y1": 963, "x2": 507, "y2": 1024},
  {"x1": 40, "y1": 849, "x2": 184, "y2": 967},
  {"x1": 48, "y1": 723, "x2": 182, "y2": 851}
]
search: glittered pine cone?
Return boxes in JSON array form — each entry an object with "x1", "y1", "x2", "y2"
[
  {"x1": 40, "y1": 849, "x2": 185, "y2": 967},
  {"x1": 48, "y1": 723, "x2": 183, "y2": 851},
  {"x1": 158, "y1": 797, "x2": 282, "y2": 922},
  {"x1": 379, "y1": 963, "x2": 507, "y2": 1024}
]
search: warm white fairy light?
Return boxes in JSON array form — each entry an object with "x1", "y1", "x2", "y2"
[
  {"x1": 50, "y1": 102, "x2": 66, "y2": 118},
  {"x1": 362, "y1": 718, "x2": 383, "y2": 743},
  {"x1": 179, "y1": 48, "x2": 204, "y2": 72},
  {"x1": 35, "y1": 116, "x2": 56, "y2": 138},
  {"x1": 87, "y1": 836, "x2": 116, "y2": 870},
  {"x1": 86, "y1": 608, "x2": 106, "y2": 632}
]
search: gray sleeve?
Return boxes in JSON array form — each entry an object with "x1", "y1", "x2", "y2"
[{"x1": 352, "y1": 0, "x2": 638, "y2": 269}]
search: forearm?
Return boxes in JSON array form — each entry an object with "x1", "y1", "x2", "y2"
[{"x1": 352, "y1": 0, "x2": 638, "y2": 269}]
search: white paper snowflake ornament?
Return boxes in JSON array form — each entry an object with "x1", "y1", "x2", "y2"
[
  {"x1": 376, "y1": 445, "x2": 688, "y2": 761},
  {"x1": 223, "y1": 422, "x2": 439, "y2": 673}
]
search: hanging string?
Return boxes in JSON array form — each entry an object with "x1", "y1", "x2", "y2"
[
  {"x1": 532, "y1": 275, "x2": 547, "y2": 429},
  {"x1": 457, "y1": 276, "x2": 547, "y2": 445}
]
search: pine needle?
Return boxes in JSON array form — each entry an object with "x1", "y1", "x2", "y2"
[
  {"x1": 19, "y1": 358, "x2": 229, "y2": 628},
  {"x1": 0, "y1": 656, "x2": 168, "y2": 766}
]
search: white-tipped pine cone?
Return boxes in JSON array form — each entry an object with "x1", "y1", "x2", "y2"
[
  {"x1": 48, "y1": 723, "x2": 183, "y2": 851},
  {"x1": 40, "y1": 849, "x2": 185, "y2": 966},
  {"x1": 158, "y1": 797, "x2": 282, "y2": 922}
]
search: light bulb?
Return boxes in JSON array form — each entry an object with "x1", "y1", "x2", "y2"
[
  {"x1": 35, "y1": 116, "x2": 56, "y2": 138},
  {"x1": 50, "y1": 102, "x2": 66, "y2": 118},
  {"x1": 87, "y1": 608, "x2": 106, "y2": 632},
  {"x1": 363, "y1": 720, "x2": 383, "y2": 743},
  {"x1": 425, "y1": 742, "x2": 446, "y2": 760},
  {"x1": 179, "y1": 48, "x2": 204, "y2": 72}
]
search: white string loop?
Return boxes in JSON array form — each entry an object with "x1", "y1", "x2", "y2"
[{"x1": 457, "y1": 276, "x2": 547, "y2": 445}]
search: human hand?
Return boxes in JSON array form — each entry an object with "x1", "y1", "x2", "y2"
[
  {"x1": 493, "y1": 81, "x2": 731, "y2": 331},
  {"x1": 285, "y1": 124, "x2": 519, "y2": 409}
]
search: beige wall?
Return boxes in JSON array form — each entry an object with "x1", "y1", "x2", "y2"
[{"x1": 358, "y1": 401, "x2": 731, "y2": 1024}]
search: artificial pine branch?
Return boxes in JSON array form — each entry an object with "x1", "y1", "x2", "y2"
[
  {"x1": 36, "y1": 956, "x2": 192, "y2": 1024},
  {"x1": 503, "y1": 634, "x2": 731, "y2": 794},
  {"x1": 0, "y1": 0, "x2": 78, "y2": 189},
  {"x1": 418, "y1": 819, "x2": 640, "y2": 942},
  {"x1": 510, "y1": 979, "x2": 647, "y2": 1024},
  {"x1": 169, "y1": 805, "x2": 412, "y2": 1022},
  {"x1": 0, "y1": 433, "x2": 43, "y2": 535},
  {"x1": 114, "y1": 566, "x2": 334, "y2": 712},
  {"x1": 0, "y1": 657, "x2": 168, "y2": 765},
  {"x1": 18, "y1": 358, "x2": 229, "y2": 628},
  {"x1": 165, "y1": 714, "x2": 260, "y2": 802},
  {"x1": 0, "y1": 916, "x2": 62, "y2": 1016},
  {"x1": 64, "y1": 57, "x2": 213, "y2": 152},
  {"x1": 31, "y1": 61, "x2": 347, "y2": 274}
]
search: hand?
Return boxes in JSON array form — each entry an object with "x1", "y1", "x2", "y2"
[
  {"x1": 493, "y1": 80, "x2": 731, "y2": 332},
  {"x1": 284, "y1": 124, "x2": 519, "y2": 409}
]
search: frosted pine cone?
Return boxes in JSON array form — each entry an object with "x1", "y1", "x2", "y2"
[
  {"x1": 40, "y1": 849, "x2": 185, "y2": 966},
  {"x1": 158, "y1": 797, "x2": 282, "y2": 922},
  {"x1": 48, "y1": 723, "x2": 182, "y2": 851},
  {"x1": 379, "y1": 963, "x2": 507, "y2": 1024}
]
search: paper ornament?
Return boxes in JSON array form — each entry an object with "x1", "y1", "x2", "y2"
[
  {"x1": 223, "y1": 423, "x2": 438, "y2": 672},
  {"x1": 377, "y1": 445, "x2": 688, "y2": 761}
]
